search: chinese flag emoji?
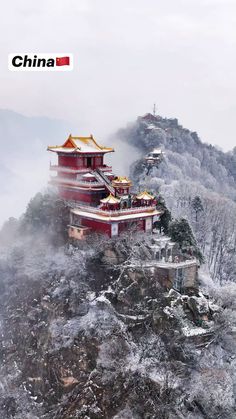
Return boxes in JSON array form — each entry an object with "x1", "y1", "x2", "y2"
[{"x1": 56, "y1": 56, "x2": 70, "y2": 66}]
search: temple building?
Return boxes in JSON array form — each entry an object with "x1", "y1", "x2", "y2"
[
  {"x1": 48, "y1": 134, "x2": 162, "y2": 239},
  {"x1": 145, "y1": 148, "x2": 164, "y2": 165}
]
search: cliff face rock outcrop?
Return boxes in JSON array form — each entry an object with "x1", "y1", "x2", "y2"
[
  {"x1": 0, "y1": 232, "x2": 235, "y2": 419},
  {"x1": 103, "y1": 239, "x2": 199, "y2": 294}
]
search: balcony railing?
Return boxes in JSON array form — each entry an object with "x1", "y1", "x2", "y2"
[
  {"x1": 50, "y1": 177, "x2": 104, "y2": 188},
  {"x1": 50, "y1": 164, "x2": 113, "y2": 174},
  {"x1": 126, "y1": 258, "x2": 197, "y2": 269},
  {"x1": 72, "y1": 205, "x2": 159, "y2": 218},
  {"x1": 142, "y1": 258, "x2": 197, "y2": 268}
]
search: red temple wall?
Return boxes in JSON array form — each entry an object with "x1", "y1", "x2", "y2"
[
  {"x1": 58, "y1": 172, "x2": 76, "y2": 180},
  {"x1": 118, "y1": 219, "x2": 145, "y2": 234},
  {"x1": 80, "y1": 217, "x2": 146, "y2": 237},
  {"x1": 59, "y1": 155, "x2": 78, "y2": 168},
  {"x1": 58, "y1": 155, "x2": 105, "y2": 170},
  {"x1": 93, "y1": 156, "x2": 103, "y2": 168},
  {"x1": 59, "y1": 189, "x2": 93, "y2": 203},
  {"x1": 81, "y1": 217, "x2": 111, "y2": 236},
  {"x1": 58, "y1": 187, "x2": 106, "y2": 205}
]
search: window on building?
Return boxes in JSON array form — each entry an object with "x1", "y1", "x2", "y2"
[
  {"x1": 77, "y1": 158, "x2": 83, "y2": 167},
  {"x1": 173, "y1": 268, "x2": 183, "y2": 292},
  {"x1": 87, "y1": 157, "x2": 92, "y2": 167},
  {"x1": 96, "y1": 156, "x2": 102, "y2": 166}
]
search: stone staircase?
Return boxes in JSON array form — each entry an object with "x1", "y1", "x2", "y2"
[{"x1": 93, "y1": 169, "x2": 115, "y2": 195}]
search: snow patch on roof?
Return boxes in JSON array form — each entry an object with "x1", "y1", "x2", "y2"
[{"x1": 182, "y1": 325, "x2": 209, "y2": 337}]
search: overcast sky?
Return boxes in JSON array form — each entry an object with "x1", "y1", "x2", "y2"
[{"x1": 1, "y1": 0, "x2": 236, "y2": 150}]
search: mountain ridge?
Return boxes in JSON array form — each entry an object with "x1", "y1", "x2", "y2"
[
  {"x1": 114, "y1": 113, "x2": 236, "y2": 283},
  {"x1": 116, "y1": 113, "x2": 236, "y2": 200},
  {"x1": 0, "y1": 111, "x2": 236, "y2": 418}
]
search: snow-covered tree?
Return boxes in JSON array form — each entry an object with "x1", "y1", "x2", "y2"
[
  {"x1": 168, "y1": 218, "x2": 203, "y2": 262},
  {"x1": 191, "y1": 195, "x2": 204, "y2": 222}
]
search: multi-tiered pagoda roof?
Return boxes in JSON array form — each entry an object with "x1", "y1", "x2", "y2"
[{"x1": 48, "y1": 134, "x2": 162, "y2": 239}]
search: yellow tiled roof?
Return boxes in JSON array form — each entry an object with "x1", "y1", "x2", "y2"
[
  {"x1": 100, "y1": 194, "x2": 120, "y2": 204},
  {"x1": 48, "y1": 134, "x2": 114, "y2": 154},
  {"x1": 112, "y1": 176, "x2": 132, "y2": 186},
  {"x1": 136, "y1": 191, "x2": 154, "y2": 200}
]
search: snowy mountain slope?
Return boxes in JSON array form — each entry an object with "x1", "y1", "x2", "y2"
[
  {"x1": 0, "y1": 225, "x2": 235, "y2": 419},
  {"x1": 115, "y1": 114, "x2": 236, "y2": 283},
  {"x1": 0, "y1": 113, "x2": 235, "y2": 417},
  {"x1": 117, "y1": 113, "x2": 236, "y2": 200}
]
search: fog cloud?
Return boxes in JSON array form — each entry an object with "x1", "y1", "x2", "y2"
[
  {"x1": 1, "y1": 1, "x2": 236, "y2": 224},
  {"x1": 0, "y1": 0, "x2": 236, "y2": 149}
]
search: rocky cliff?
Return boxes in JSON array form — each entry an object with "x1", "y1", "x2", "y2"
[{"x1": 0, "y1": 223, "x2": 235, "y2": 418}]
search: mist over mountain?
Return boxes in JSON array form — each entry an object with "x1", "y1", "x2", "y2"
[
  {"x1": 0, "y1": 110, "x2": 76, "y2": 224},
  {"x1": 0, "y1": 109, "x2": 141, "y2": 226},
  {"x1": 116, "y1": 113, "x2": 236, "y2": 283},
  {"x1": 117, "y1": 113, "x2": 236, "y2": 199},
  {"x1": 0, "y1": 112, "x2": 236, "y2": 418},
  {"x1": 0, "y1": 202, "x2": 236, "y2": 419},
  {"x1": 0, "y1": 110, "x2": 74, "y2": 157}
]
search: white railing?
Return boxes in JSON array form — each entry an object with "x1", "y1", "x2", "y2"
[
  {"x1": 50, "y1": 164, "x2": 112, "y2": 174},
  {"x1": 50, "y1": 177, "x2": 104, "y2": 187},
  {"x1": 125, "y1": 258, "x2": 197, "y2": 269},
  {"x1": 72, "y1": 205, "x2": 157, "y2": 217},
  {"x1": 143, "y1": 259, "x2": 197, "y2": 268}
]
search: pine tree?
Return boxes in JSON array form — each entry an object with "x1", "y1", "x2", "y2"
[
  {"x1": 155, "y1": 196, "x2": 172, "y2": 234},
  {"x1": 191, "y1": 196, "x2": 204, "y2": 222},
  {"x1": 20, "y1": 192, "x2": 69, "y2": 243},
  {"x1": 168, "y1": 218, "x2": 204, "y2": 263}
]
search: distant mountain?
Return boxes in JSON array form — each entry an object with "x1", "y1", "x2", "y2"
[
  {"x1": 0, "y1": 114, "x2": 236, "y2": 419},
  {"x1": 115, "y1": 113, "x2": 236, "y2": 283},
  {"x1": 117, "y1": 113, "x2": 236, "y2": 200},
  {"x1": 0, "y1": 109, "x2": 75, "y2": 160},
  {"x1": 0, "y1": 209, "x2": 235, "y2": 419},
  {"x1": 0, "y1": 110, "x2": 76, "y2": 224}
]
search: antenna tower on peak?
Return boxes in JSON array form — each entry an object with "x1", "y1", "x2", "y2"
[{"x1": 153, "y1": 103, "x2": 156, "y2": 116}]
